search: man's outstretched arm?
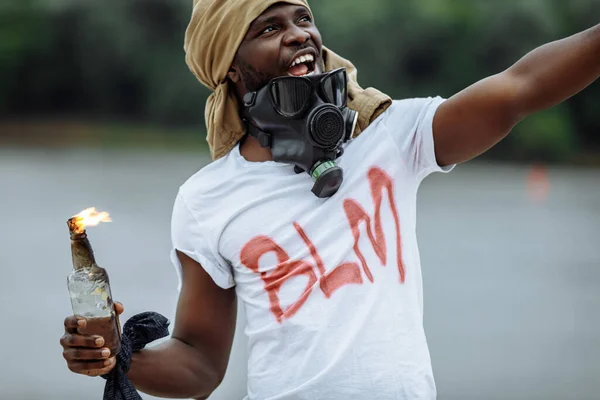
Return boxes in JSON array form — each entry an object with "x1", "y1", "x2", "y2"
[{"x1": 433, "y1": 23, "x2": 600, "y2": 167}]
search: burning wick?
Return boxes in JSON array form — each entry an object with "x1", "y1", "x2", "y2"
[{"x1": 67, "y1": 207, "x2": 112, "y2": 235}]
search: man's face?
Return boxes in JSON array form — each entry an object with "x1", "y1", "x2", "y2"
[{"x1": 229, "y1": 3, "x2": 324, "y2": 96}]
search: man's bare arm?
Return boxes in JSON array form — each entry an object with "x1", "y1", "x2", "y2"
[
  {"x1": 126, "y1": 252, "x2": 237, "y2": 399},
  {"x1": 433, "y1": 23, "x2": 600, "y2": 167}
]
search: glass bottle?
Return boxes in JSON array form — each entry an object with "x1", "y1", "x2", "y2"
[{"x1": 67, "y1": 219, "x2": 121, "y2": 356}]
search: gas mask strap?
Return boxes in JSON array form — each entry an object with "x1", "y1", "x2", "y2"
[
  {"x1": 343, "y1": 108, "x2": 359, "y2": 142},
  {"x1": 245, "y1": 122, "x2": 272, "y2": 148}
]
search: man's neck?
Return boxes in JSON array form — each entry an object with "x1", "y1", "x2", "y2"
[{"x1": 240, "y1": 134, "x2": 274, "y2": 162}]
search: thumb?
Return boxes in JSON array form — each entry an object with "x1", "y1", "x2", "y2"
[{"x1": 114, "y1": 302, "x2": 125, "y2": 315}]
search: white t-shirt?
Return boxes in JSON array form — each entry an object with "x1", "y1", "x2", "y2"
[{"x1": 170, "y1": 97, "x2": 453, "y2": 400}]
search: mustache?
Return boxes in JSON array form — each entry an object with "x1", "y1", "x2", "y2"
[{"x1": 282, "y1": 44, "x2": 319, "y2": 67}]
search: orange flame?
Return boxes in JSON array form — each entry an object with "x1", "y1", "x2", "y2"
[{"x1": 71, "y1": 207, "x2": 111, "y2": 233}]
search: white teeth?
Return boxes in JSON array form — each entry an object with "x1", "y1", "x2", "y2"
[
  {"x1": 289, "y1": 71, "x2": 314, "y2": 77},
  {"x1": 290, "y1": 54, "x2": 314, "y2": 68}
]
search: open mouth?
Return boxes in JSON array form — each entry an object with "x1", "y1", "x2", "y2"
[{"x1": 288, "y1": 53, "x2": 316, "y2": 77}]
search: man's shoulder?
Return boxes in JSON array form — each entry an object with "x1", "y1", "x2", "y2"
[
  {"x1": 177, "y1": 151, "x2": 240, "y2": 206},
  {"x1": 387, "y1": 96, "x2": 444, "y2": 115},
  {"x1": 373, "y1": 96, "x2": 445, "y2": 130}
]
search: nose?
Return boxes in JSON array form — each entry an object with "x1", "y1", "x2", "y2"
[{"x1": 282, "y1": 25, "x2": 310, "y2": 46}]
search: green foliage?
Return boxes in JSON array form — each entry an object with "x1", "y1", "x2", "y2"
[
  {"x1": 1, "y1": 0, "x2": 598, "y2": 161},
  {"x1": 512, "y1": 106, "x2": 579, "y2": 162}
]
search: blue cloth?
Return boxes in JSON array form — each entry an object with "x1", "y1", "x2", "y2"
[{"x1": 102, "y1": 312, "x2": 170, "y2": 400}]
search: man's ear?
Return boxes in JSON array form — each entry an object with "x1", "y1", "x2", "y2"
[{"x1": 228, "y1": 66, "x2": 240, "y2": 83}]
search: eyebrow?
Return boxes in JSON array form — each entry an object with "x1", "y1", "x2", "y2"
[
  {"x1": 250, "y1": 6, "x2": 310, "y2": 31},
  {"x1": 258, "y1": 15, "x2": 279, "y2": 26}
]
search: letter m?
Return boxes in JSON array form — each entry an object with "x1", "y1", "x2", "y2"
[{"x1": 343, "y1": 167, "x2": 405, "y2": 283}]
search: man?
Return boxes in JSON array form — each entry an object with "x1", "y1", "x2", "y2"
[{"x1": 60, "y1": 0, "x2": 599, "y2": 399}]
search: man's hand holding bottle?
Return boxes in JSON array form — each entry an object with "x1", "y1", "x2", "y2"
[{"x1": 60, "y1": 302, "x2": 124, "y2": 377}]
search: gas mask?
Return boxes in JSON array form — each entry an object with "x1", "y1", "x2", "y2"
[{"x1": 242, "y1": 68, "x2": 358, "y2": 198}]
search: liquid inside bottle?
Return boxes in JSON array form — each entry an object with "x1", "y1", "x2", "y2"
[
  {"x1": 67, "y1": 268, "x2": 121, "y2": 355},
  {"x1": 67, "y1": 226, "x2": 121, "y2": 356}
]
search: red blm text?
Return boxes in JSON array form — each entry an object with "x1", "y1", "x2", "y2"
[{"x1": 240, "y1": 167, "x2": 405, "y2": 323}]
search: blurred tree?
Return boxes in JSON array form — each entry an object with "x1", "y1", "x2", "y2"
[
  {"x1": 0, "y1": 0, "x2": 598, "y2": 161},
  {"x1": 0, "y1": 0, "x2": 53, "y2": 112}
]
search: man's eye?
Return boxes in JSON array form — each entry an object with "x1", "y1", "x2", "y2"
[
  {"x1": 261, "y1": 25, "x2": 276, "y2": 34},
  {"x1": 299, "y1": 15, "x2": 312, "y2": 23}
]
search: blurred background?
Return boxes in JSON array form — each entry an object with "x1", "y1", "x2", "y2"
[{"x1": 0, "y1": 0, "x2": 598, "y2": 399}]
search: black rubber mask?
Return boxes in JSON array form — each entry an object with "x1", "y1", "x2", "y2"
[{"x1": 242, "y1": 68, "x2": 358, "y2": 198}]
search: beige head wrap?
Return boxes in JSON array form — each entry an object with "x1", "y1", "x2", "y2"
[{"x1": 184, "y1": 0, "x2": 391, "y2": 160}]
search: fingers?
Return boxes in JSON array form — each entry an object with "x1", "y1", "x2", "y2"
[
  {"x1": 61, "y1": 332, "x2": 116, "y2": 377},
  {"x1": 114, "y1": 302, "x2": 124, "y2": 315},
  {"x1": 67, "y1": 357, "x2": 116, "y2": 377},
  {"x1": 62, "y1": 347, "x2": 112, "y2": 361},
  {"x1": 60, "y1": 333, "x2": 105, "y2": 349},
  {"x1": 62, "y1": 311, "x2": 120, "y2": 377},
  {"x1": 64, "y1": 316, "x2": 85, "y2": 334}
]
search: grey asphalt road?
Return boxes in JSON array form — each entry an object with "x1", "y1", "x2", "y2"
[{"x1": 0, "y1": 147, "x2": 599, "y2": 400}]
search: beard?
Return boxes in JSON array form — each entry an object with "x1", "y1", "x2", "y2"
[{"x1": 236, "y1": 58, "x2": 276, "y2": 93}]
